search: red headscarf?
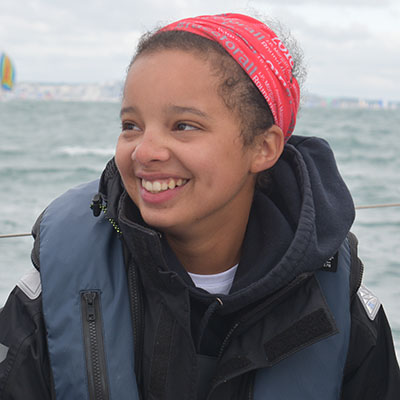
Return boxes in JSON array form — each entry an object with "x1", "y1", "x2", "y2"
[{"x1": 161, "y1": 13, "x2": 300, "y2": 141}]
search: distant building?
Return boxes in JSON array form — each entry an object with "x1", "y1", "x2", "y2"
[
  {"x1": 0, "y1": 81, "x2": 123, "y2": 102},
  {"x1": 303, "y1": 93, "x2": 399, "y2": 110}
]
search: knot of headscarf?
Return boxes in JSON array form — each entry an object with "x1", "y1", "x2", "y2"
[{"x1": 161, "y1": 13, "x2": 300, "y2": 141}]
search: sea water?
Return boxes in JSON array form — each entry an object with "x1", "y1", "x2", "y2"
[{"x1": 1, "y1": 100, "x2": 399, "y2": 358}]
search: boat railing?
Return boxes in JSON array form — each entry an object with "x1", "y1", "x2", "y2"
[{"x1": 1, "y1": 203, "x2": 399, "y2": 239}]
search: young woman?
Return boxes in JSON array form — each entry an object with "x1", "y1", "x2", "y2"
[{"x1": 0, "y1": 13, "x2": 399, "y2": 400}]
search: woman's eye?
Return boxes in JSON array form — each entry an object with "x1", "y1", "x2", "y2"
[
  {"x1": 121, "y1": 121, "x2": 139, "y2": 131},
  {"x1": 175, "y1": 123, "x2": 198, "y2": 131}
]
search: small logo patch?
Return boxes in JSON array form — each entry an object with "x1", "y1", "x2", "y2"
[
  {"x1": 357, "y1": 284, "x2": 381, "y2": 321},
  {"x1": 322, "y1": 253, "x2": 338, "y2": 272}
]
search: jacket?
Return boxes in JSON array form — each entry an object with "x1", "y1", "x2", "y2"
[{"x1": 0, "y1": 135, "x2": 399, "y2": 399}]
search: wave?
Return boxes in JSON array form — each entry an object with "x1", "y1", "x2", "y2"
[
  {"x1": 0, "y1": 166, "x2": 102, "y2": 176},
  {"x1": 56, "y1": 146, "x2": 115, "y2": 157}
]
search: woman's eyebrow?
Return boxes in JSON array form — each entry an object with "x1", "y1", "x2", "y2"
[
  {"x1": 120, "y1": 106, "x2": 137, "y2": 118},
  {"x1": 167, "y1": 105, "x2": 210, "y2": 119},
  {"x1": 120, "y1": 105, "x2": 212, "y2": 119}
]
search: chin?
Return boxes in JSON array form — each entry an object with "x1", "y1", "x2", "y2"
[{"x1": 140, "y1": 211, "x2": 177, "y2": 231}]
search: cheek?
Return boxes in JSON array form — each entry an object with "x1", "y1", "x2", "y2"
[
  {"x1": 115, "y1": 140, "x2": 133, "y2": 173},
  {"x1": 189, "y1": 153, "x2": 218, "y2": 185}
]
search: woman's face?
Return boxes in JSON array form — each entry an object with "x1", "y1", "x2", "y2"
[{"x1": 116, "y1": 49, "x2": 262, "y2": 238}]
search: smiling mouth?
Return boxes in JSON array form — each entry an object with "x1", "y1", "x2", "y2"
[{"x1": 141, "y1": 178, "x2": 188, "y2": 194}]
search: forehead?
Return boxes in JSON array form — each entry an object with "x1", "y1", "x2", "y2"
[
  {"x1": 126, "y1": 49, "x2": 215, "y2": 86},
  {"x1": 122, "y1": 49, "x2": 223, "y2": 108}
]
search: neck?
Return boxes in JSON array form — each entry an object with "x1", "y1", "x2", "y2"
[{"x1": 165, "y1": 207, "x2": 251, "y2": 275}]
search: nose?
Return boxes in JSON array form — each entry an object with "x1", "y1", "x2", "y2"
[{"x1": 132, "y1": 128, "x2": 170, "y2": 165}]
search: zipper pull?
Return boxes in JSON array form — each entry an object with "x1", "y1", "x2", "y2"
[
  {"x1": 91, "y1": 193, "x2": 103, "y2": 217},
  {"x1": 84, "y1": 292, "x2": 97, "y2": 322}
]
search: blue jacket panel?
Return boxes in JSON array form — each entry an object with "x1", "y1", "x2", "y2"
[
  {"x1": 40, "y1": 180, "x2": 139, "y2": 400},
  {"x1": 254, "y1": 243, "x2": 351, "y2": 399}
]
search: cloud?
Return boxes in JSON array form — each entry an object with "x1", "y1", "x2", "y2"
[
  {"x1": 247, "y1": 0, "x2": 400, "y2": 100},
  {"x1": 1, "y1": 0, "x2": 251, "y2": 82},
  {"x1": 0, "y1": 1, "x2": 145, "y2": 82},
  {"x1": 251, "y1": 0, "x2": 394, "y2": 7},
  {"x1": 1, "y1": 0, "x2": 399, "y2": 99}
]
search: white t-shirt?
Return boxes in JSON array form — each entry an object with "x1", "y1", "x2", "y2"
[{"x1": 188, "y1": 264, "x2": 238, "y2": 295}]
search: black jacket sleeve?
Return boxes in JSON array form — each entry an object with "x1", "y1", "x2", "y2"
[
  {"x1": 342, "y1": 294, "x2": 400, "y2": 399},
  {"x1": 0, "y1": 287, "x2": 53, "y2": 399}
]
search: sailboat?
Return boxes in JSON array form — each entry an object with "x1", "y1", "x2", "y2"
[{"x1": 1, "y1": 53, "x2": 15, "y2": 91}]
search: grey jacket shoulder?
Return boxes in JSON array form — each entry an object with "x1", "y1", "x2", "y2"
[
  {"x1": 0, "y1": 209, "x2": 54, "y2": 399},
  {"x1": 342, "y1": 233, "x2": 400, "y2": 399},
  {"x1": 0, "y1": 284, "x2": 54, "y2": 399}
]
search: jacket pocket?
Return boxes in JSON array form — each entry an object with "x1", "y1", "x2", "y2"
[{"x1": 81, "y1": 291, "x2": 110, "y2": 400}]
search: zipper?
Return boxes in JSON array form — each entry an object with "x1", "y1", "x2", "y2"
[
  {"x1": 208, "y1": 276, "x2": 314, "y2": 399},
  {"x1": 247, "y1": 373, "x2": 254, "y2": 400},
  {"x1": 81, "y1": 291, "x2": 110, "y2": 400},
  {"x1": 127, "y1": 262, "x2": 145, "y2": 397},
  {"x1": 347, "y1": 231, "x2": 365, "y2": 296},
  {"x1": 217, "y1": 322, "x2": 240, "y2": 359},
  {"x1": 90, "y1": 194, "x2": 122, "y2": 235},
  {"x1": 355, "y1": 259, "x2": 364, "y2": 295}
]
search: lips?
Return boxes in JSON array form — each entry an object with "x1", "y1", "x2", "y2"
[{"x1": 141, "y1": 178, "x2": 188, "y2": 194}]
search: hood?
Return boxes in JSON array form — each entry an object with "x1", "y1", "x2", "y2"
[
  {"x1": 97, "y1": 135, "x2": 355, "y2": 310},
  {"x1": 228, "y1": 135, "x2": 355, "y2": 306}
]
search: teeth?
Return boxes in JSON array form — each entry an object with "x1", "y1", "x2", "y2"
[
  {"x1": 141, "y1": 178, "x2": 187, "y2": 193},
  {"x1": 168, "y1": 180, "x2": 175, "y2": 189}
]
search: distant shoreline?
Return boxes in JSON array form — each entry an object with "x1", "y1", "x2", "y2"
[{"x1": 1, "y1": 82, "x2": 399, "y2": 110}]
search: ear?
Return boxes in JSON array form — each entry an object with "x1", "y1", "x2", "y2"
[{"x1": 250, "y1": 125, "x2": 285, "y2": 173}]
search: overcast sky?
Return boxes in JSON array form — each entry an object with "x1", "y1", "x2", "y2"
[{"x1": 1, "y1": 0, "x2": 399, "y2": 100}]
